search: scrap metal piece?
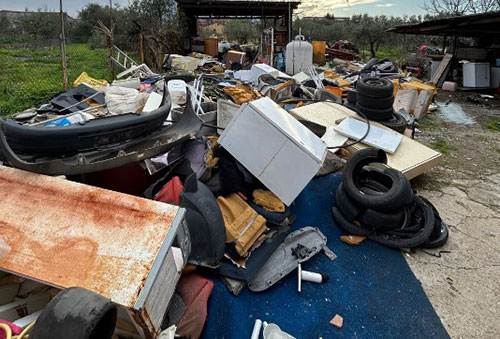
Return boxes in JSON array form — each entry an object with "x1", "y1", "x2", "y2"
[{"x1": 248, "y1": 227, "x2": 334, "y2": 292}]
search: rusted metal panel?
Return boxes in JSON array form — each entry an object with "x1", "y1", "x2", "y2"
[{"x1": 0, "y1": 166, "x2": 179, "y2": 308}]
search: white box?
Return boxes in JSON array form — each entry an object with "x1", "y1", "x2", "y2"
[
  {"x1": 463, "y1": 62, "x2": 490, "y2": 87},
  {"x1": 219, "y1": 97, "x2": 327, "y2": 205}
]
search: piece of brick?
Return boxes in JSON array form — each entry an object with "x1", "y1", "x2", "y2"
[
  {"x1": 330, "y1": 314, "x2": 343, "y2": 328},
  {"x1": 340, "y1": 235, "x2": 366, "y2": 246}
]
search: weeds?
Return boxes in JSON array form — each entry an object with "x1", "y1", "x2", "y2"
[
  {"x1": 486, "y1": 120, "x2": 500, "y2": 132},
  {"x1": 430, "y1": 138, "x2": 456, "y2": 154}
]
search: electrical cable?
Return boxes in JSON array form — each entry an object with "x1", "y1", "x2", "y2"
[
  {"x1": 0, "y1": 323, "x2": 12, "y2": 339},
  {"x1": 327, "y1": 107, "x2": 371, "y2": 149},
  {"x1": 17, "y1": 321, "x2": 35, "y2": 339}
]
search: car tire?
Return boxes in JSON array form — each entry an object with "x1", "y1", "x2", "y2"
[
  {"x1": 30, "y1": 287, "x2": 117, "y2": 339},
  {"x1": 356, "y1": 77, "x2": 394, "y2": 98},
  {"x1": 347, "y1": 90, "x2": 357, "y2": 104},
  {"x1": 343, "y1": 148, "x2": 413, "y2": 212},
  {"x1": 368, "y1": 197, "x2": 434, "y2": 249},
  {"x1": 335, "y1": 183, "x2": 361, "y2": 222},
  {"x1": 357, "y1": 93, "x2": 394, "y2": 110},
  {"x1": 355, "y1": 102, "x2": 394, "y2": 121},
  {"x1": 332, "y1": 207, "x2": 373, "y2": 236},
  {"x1": 380, "y1": 112, "x2": 407, "y2": 133},
  {"x1": 421, "y1": 222, "x2": 449, "y2": 249}
]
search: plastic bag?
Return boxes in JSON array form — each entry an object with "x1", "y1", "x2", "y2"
[
  {"x1": 0, "y1": 236, "x2": 11, "y2": 259},
  {"x1": 105, "y1": 86, "x2": 149, "y2": 115}
]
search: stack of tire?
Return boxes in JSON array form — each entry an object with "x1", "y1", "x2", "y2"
[
  {"x1": 332, "y1": 148, "x2": 449, "y2": 249},
  {"x1": 347, "y1": 77, "x2": 407, "y2": 134}
]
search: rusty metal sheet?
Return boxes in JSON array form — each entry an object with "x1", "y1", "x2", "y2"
[{"x1": 0, "y1": 166, "x2": 178, "y2": 308}]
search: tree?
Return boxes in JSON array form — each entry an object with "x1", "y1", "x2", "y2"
[
  {"x1": 224, "y1": 20, "x2": 259, "y2": 44},
  {"x1": 352, "y1": 14, "x2": 391, "y2": 58},
  {"x1": 424, "y1": 0, "x2": 500, "y2": 16}
]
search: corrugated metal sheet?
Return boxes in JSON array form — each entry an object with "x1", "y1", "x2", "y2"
[{"x1": 0, "y1": 166, "x2": 179, "y2": 308}]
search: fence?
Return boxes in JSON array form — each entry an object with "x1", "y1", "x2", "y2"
[{"x1": 0, "y1": 30, "x2": 141, "y2": 115}]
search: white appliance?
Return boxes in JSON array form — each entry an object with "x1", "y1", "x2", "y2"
[
  {"x1": 463, "y1": 62, "x2": 490, "y2": 87},
  {"x1": 286, "y1": 35, "x2": 313, "y2": 76},
  {"x1": 219, "y1": 97, "x2": 327, "y2": 205}
]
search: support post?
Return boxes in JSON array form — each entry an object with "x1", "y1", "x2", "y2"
[
  {"x1": 59, "y1": 0, "x2": 68, "y2": 90},
  {"x1": 139, "y1": 33, "x2": 145, "y2": 63},
  {"x1": 109, "y1": 0, "x2": 115, "y2": 78}
]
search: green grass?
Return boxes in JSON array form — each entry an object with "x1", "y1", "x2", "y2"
[
  {"x1": 486, "y1": 120, "x2": 500, "y2": 132},
  {"x1": 430, "y1": 138, "x2": 456, "y2": 154},
  {"x1": 0, "y1": 44, "x2": 114, "y2": 115}
]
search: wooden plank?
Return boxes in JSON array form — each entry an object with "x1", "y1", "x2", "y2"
[
  {"x1": 431, "y1": 53, "x2": 453, "y2": 86},
  {"x1": 0, "y1": 166, "x2": 178, "y2": 308}
]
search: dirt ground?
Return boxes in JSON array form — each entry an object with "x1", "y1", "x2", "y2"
[{"x1": 407, "y1": 91, "x2": 500, "y2": 338}]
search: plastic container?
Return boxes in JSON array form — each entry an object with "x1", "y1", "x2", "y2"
[
  {"x1": 312, "y1": 40, "x2": 326, "y2": 64},
  {"x1": 285, "y1": 35, "x2": 313, "y2": 75},
  {"x1": 204, "y1": 38, "x2": 218, "y2": 57}
]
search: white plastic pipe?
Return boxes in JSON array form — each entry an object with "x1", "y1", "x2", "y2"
[
  {"x1": 251, "y1": 319, "x2": 262, "y2": 339},
  {"x1": 297, "y1": 263, "x2": 329, "y2": 292}
]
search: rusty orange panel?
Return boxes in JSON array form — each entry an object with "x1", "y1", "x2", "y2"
[{"x1": 0, "y1": 166, "x2": 178, "y2": 308}]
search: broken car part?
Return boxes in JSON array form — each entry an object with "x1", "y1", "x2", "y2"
[
  {"x1": 248, "y1": 227, "x2": 335, "y2": 292},
  {"x1": 0, "y1": 94, "x2": 202, "y2": 176}
]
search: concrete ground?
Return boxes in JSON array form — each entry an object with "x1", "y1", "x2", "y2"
[{"x1": 406, "y1": 92, "x2": 500, "y2": 338}]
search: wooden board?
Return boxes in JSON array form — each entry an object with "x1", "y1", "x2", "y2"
[
  {"x1": 290, "y1": 102, "x2": 442, "y2": 179},
  {"x1": 0, "y1": 166, "x2": 179, "y2": 308},
  {"x1": 431, "y1": 53, "x2": 453, "y2": 86}
]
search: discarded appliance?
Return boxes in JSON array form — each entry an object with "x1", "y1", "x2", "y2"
[
  {"x1": 219, "y1": 97, "x2": 328, "y2": 205},
  {"x1": 286, "y1": 34, "x2": 313, "y2": 75},
  {"x1": 0, "y1": 166, "x2": 191, "y2": 338}
]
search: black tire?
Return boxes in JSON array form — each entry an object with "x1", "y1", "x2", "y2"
[
  {"x1": 357, "y1": 93, "x2": 394, "y2": 110},
  {"x1": 332, "y1": 207, "x2": 373, "y2": 236},
  {"x1": 358, "y1": 206, "x2": 409, "y2": 231},
  {"x1": 368, "y1": 197, "x2": 434, "y2": 249},
  {"x1": 377, "y1": 64, "x2": 398, "y2": 74},
  {"x1": 362, "y1": 58, "x2": 379, "y2": 71},
  {"x1": 379, "y1": 112, "x2": 407, "y2": 133},
  {"x1": 356, "y1": 77, "x2": 394, "y2": 98},
  {"x1": 335, "y1": 183, "x2": 361, "y2": 222},
  {"x1": 421, "y1": 222, "x2": 449, "y2": 249},
  {"x1": 346, "y1": 90, "x2": 357, "y2": 104},
  {"x1": 355, "y1": 102, "x2": 394, "y2": 121},
  {"x1": 30, "y1": 287, "x2": 117, "y2": 339},
  {"x1": 343, "y1": 148, "x2": 413, "y2": 212}
]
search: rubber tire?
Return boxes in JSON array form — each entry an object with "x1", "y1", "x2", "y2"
[
  {"x1": 358, "y1": 206, "x2": 408, "y2": 231},
  {"x1": 343, "y1": 148, "x2": 413, "y2": 212},
  {"x1": 335, "y1": 183, "x2": 361, "y2": 222},
  {"x1": 368, "y1": 197, "x2": 435, "y2": 249},
  {"x1": 421, "y1": 222, "x2": 449, "y2": 249},
  {"x1": 379, "y1": 112, "x2": 407, "y2": 134},
  {"x1": 332, "y1": 207, "x2": 373, "y2": 236},
  {"x1": 357, "y1": 93, "x2": 394, "y2": 110},
  {"x1": 30, "y1": 287, "x2": 117, "y2": 339},
  {"x1": 377, "y1": 64, "x2": 398, "y2": 74},
  {"x1": 355, "y1": 102, "x2": 394, "y2": 121},
  {"x1": 356, "y1": 77, "x2": 394, "y2": 98},
  {"x1": 347, "y1": 90, "x2": 357, "y2": 104}
]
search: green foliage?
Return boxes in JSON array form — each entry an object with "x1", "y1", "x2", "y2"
[
  {"x1": 430, "y1": 138, "x2": 455, "y2": 154},
  {"x1": 486, "y1": 120, "x2": 500, "y2": 132},
  {"x1": 224, "y1": 20, "x2": 259, "y2": 44},
  {"x1": 0, "y1": 44, "x2": 112, "y2": 115}
]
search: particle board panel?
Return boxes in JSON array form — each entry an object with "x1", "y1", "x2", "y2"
[{"x1": 290, "y1": 102, "x2": 442, "y2": 179}]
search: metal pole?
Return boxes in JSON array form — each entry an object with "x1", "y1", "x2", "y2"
[
  {"x1": 109, "y1": 0, "x2": 115, "y2": 78},
  {"x1": 288, "y1": 3, "x2": 292, "y2": 43},
  {"x1": 59, "y1": 0, "x2": 68, "y2": 90}
]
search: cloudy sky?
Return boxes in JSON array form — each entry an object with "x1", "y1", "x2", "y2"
[{"x1": 0, "y1": 0, "x2": 428, "y2": 17}]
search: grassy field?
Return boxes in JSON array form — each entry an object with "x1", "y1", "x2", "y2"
[{"x1": 0, "y1": 44, "x2": 113, "y2": 115}]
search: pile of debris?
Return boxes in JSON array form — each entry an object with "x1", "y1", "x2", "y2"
[{"x1": 0, "y1": 50, "x2": 448, "y2": 339}]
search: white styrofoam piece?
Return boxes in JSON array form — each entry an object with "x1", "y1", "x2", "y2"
[
  {"x1": 233, "y1": 70, "x2": 252, "y2": 82},
  {"x1": 393, "y1": 89, "x2": 418, "y2": 114},
  {"x1": 142, "y1": 92, "x2": 163, "y2": 113},
  {"x1": 334, "y1": 117, "x2": 403, "y2": 154},
  {"x1": 167, "y1": 80, "x2": 187, "y2": 105},
  {"x1": 250, "y1": 64, "x2": 291, "y2": 84},
  {"x1": 321, "y1": 126, "x2": 349, "y2": 153},
  {"x1": 217, "y1": 99, "x2": 241, "y2": 135},
  {"x1": 219, "y1": 97, "x2": 327, "y2": 205}
]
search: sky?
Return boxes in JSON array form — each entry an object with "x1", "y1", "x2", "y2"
[{"x1": 0, "y1": 0, "x2": 428, "y2": 18}]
